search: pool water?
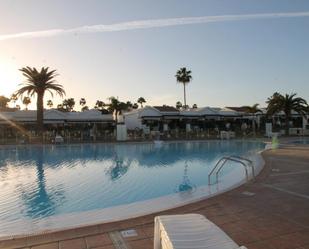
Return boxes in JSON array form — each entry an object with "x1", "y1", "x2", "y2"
[
  {"x1": 290, "y1": 138, "x2": 309, "y2": 145},
  {"x1": 0, "y1": 141, "x2": 264, "y2": 234}
]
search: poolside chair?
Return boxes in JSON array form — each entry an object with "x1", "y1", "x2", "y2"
[
  {"x1": 54, "y1": 134, "x2": 64, "y2": 144},
  {"x1": 154, "y1": 214, "x2": 246, "y2": 249}
]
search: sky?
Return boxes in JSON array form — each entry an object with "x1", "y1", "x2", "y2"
[{"x1": 0, "y1": 0, "x2": 308, "y2": 110}]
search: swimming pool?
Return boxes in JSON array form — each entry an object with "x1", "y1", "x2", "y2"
[
  {"x1": 0, "y1": 141, "x2": 265, "y2": 237},
  {"x1": 290, "y1": 138, "x2": 309, "y2": 145}
]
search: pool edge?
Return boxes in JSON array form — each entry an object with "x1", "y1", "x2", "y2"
[{"x1": 0, "y1": 144, "x2": 268, "y2": 242}]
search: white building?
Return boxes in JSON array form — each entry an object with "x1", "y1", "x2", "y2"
[
  {"x1": 123, "y1": 106, "x2": 241, "y2": 130},
  {"x1": 0, "y1": 109, "x2": 115, "y2": 141},
  {"x1": 0, "y1": 109, "x2": 113, "y2": 125}
]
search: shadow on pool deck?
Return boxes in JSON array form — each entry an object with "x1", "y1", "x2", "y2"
[{"x1": 1, "y1": 145, "x2": 309, "y2": 249}]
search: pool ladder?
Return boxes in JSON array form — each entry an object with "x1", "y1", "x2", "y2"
[{"x1": 208, "y1": 156, "x2": 255, "y2": 185}]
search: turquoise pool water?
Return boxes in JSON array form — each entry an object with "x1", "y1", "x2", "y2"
[{"x1": 0, "y1": 141, "x2": 264, "y2": 234}]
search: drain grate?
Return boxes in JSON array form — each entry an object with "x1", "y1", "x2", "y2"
[
  {"x1": 271, "y1": 168, "x2": 280, "y2": 172},
  {"x1": 241, "y1": 191, "x2": 256, "y2": 196},
  {"x1": 121, "y1": 229, "x2": 138, "y2": 238},
  {"x1": 109, "y1": 231, "x2": 131, "y2": 249}
]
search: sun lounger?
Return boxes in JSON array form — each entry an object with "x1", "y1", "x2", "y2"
[
  {"x1": 54, "y1": 135, "x2": 64, "y2": 144},
  {"x1": 154, "y1": 214, "x2": 245, "y2": 249}
]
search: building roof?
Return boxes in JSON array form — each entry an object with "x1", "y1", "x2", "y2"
[
  {"x1": 180, "y1": 107, "x2": 219, "y2": 116},
  {"x1": 66, "y1": 110, "x2": 113, "y2": 121},
  {"x1": 0, "y1": 109, "x2": 114, "y2": 123},
  {"x1": 153, "y1": 106, "x2": 179, "y2": 113},
  {"x1": 124, "y1": 106, "x2": 240, "y2": 119},
  {"x1": 225, "y1": 106, "x2": 249, "y2": 113},
  {"x1": 215, "y1": 107, "x2": 240, "y2": 116}
]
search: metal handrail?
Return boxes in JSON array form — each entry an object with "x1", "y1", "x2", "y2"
[
  {"x1": 230, "y1": 155, "x2": 255, "y2": 178},
  {"x1": 208, "y1": 155, "x2": 255, "y2": 185},
  {"x1": 215, "y1": 157, "x2": 249, "y2": 184},
  {"x1": 207, "y1": 156, "x2": 230, "y2": 184}
]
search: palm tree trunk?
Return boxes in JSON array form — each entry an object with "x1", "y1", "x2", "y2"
[
  {"x1": 37, "y1": 92, "x2": 44, "y2": 141},
  {"x1": 285, "y1": 114, "x2": 290, "y2": 136},
  {"x1": 252, "y1": 114, "x2": 256, "y2": 136},
  {"x1": 183, "y1": 83, "x2": 187, "y2": 108},
  {"x1": 115, "y1": 110, "x2": 118, "y2": 124}
]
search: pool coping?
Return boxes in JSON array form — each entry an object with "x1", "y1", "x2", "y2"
[
  {"x1": 0, "y1": 138, "x2": 271, "y2": 148},
  {"x1": 0, "y1": 140, "x2": 269, "y2": 241}
]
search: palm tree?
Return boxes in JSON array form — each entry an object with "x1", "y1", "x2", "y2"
[
  {"x1": 137, "y1": 97, "x2": 146, "y2": 108},
  {"x1": 10, "y1": 94, "x2": 18, "y2": 107},
  {"x1": 62, "y1": 98, "x2": 75, "y2": 112},
  {"x1": 126, "y1": 101, "x2": 133, "y2": 109},
  {"x1": 94, "y1": 100, "x2": 105, "y2": 110},
  {"x1": 57, "y1": 104, "x2": 65, "y2": 112},
  {"x1": 81, "y1": 106, "x2": 89, "y2": 111},
  {"x1": 0, "y1": 95, "x2": 10, "y2": 108},
  {"x1": 132, "y1": 103, "x2": 139, "y2": 109},
  {"x1": 242, "y1": 103, "x2": 262, "y2": 136},
  {"x1": 266, "y1": 93, "x2": 308, "y2": 135},
  {"x1": 176, "y1": 101, "x2": 182, "y2": 110},
  {"x1": 15, "y1": 67, "x2": 65, "y2": 137},
  {"x1": 47, "y1": 100, "x2": 53, "y2": 109},
  {"x1": 22, "y1": 96, "x2": 31, "y2": 110},
  {"x1": 175, "y1": 67, "x2": 192, "y2": 109},
  {"x1": 107, "y1": 97, "x2": 129, "y2": 123},
  {"x1": 79, "y1": 98, "x2": 86, "y2": 107}
]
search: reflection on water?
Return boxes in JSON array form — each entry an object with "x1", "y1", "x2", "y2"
[
  {"x1": 0, "y1": 141, "x2": 264, "y2": 229},
  {"x1": 19, "y1": 147, "x2": 66, "y2": 219},
  {"x1": 109, "y1": 157, "x2": 132, "y2": 180},
  {"x1": 177, "y1": 161, "x2": 195, "y2": 193}
]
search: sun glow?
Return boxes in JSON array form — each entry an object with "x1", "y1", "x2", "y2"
[{"x1": 0, "y1": 60, "x2": 22, "y2": 99}]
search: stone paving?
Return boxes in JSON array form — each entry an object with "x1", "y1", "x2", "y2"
[{"x1": 1, "y1": 145, "x2": 308, "y2": 249}]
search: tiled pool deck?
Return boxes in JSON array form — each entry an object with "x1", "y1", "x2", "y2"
[{"x1": 1, "y1": 144, "x2": 308, "y2": 249}]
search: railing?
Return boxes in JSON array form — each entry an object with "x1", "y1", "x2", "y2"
[{"x1": 208, "y1": 155, "x2": 254, "y2": 185}]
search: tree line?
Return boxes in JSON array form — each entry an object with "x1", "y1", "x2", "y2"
[{"x1": 0, "y1": 66, "x2": 308, "y2": 139}]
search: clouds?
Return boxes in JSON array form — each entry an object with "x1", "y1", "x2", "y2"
[{"x1": 0, "y1": 11, "x2": 309, "y2": 41}]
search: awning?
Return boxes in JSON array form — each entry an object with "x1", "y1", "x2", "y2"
[
  {"x1": 44, "y1": 120, "x2": 65, "y2": 124},
  {"x1": 142, "y1": 117, "x2": 161, "y2": 121}
]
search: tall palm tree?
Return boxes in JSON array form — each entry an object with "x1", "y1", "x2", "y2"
[
  {"x1": 22, "y1": 96, "x2": 31, "y2": 110},
  {"x1": 15, "y1": 67, "x2": 65, "y2": 137},
  {"x1": 47, "y1": 99, "x2": 53, "y2": 109},
  {"x1": 242, "y1": 103, "x2": 262, "y2": 136},
  {"x1": 175, "y1": 67, "x2": 192, "y2": 109},
  {"x1": 137, "y1": 97, "x2": 146, "y2": 108},
  {"x1": 266, "y1": 93, "x2": 308, "y2": 135}
]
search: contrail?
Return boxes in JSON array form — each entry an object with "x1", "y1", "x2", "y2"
[{"x1": 0, "y1": 11, "x2": 309, "y2": 41}]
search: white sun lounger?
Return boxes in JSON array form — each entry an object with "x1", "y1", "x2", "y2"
[
  {"x1": 54, "y1": 135, "x2": 64, "y2": 144},
  {"x1": 154, "y1": 214, "x2": 245, "y2": 249}
]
